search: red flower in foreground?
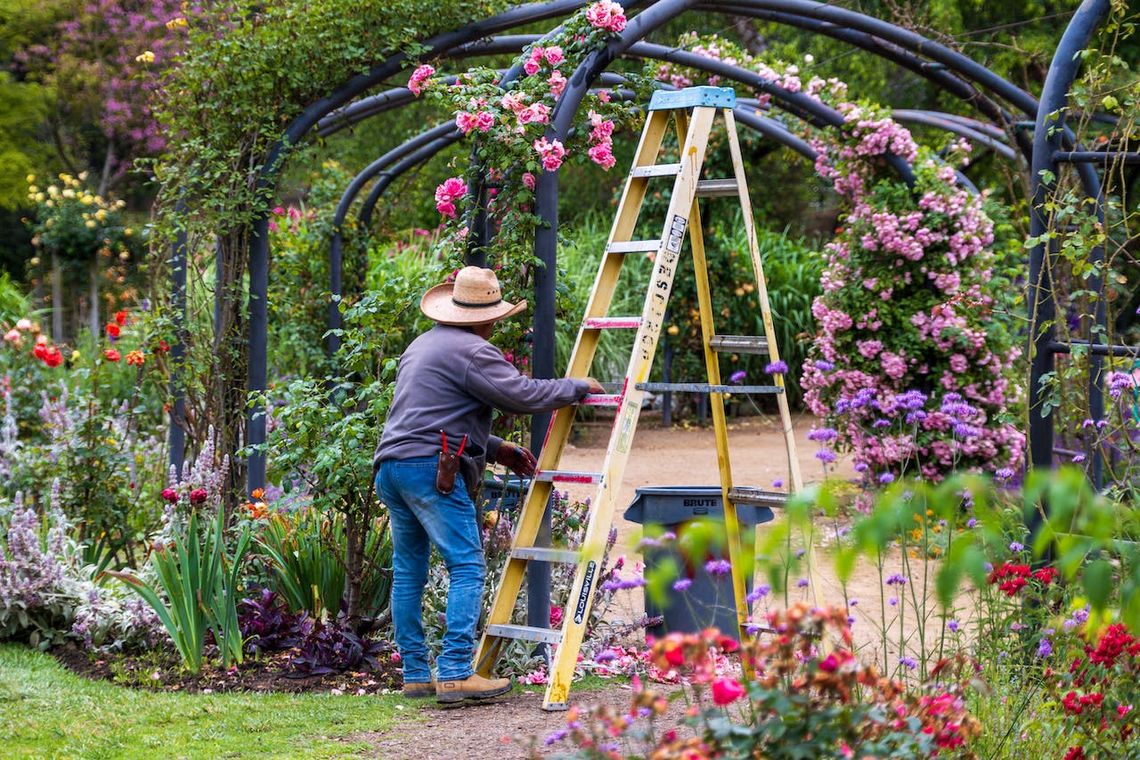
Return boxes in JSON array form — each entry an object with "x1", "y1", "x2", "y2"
[
  {"x1": 125, "y1": 350, "x2": 145, "y2": 366},
  {"x1": 114, "y1": 309, "x2": 128, "y2": 326},
  {"x1": 549, "y1": 605, "x2": 564, "y2": 627},
  {"x1": 988, "y1": 563, "x2": 1031, "y2": 596},
  {"x1": 711, "y1": 677, "x2": 745, "y2": 706},
  {"x1": 42, "y1": 346, "x2": 63, "y2": 367},
  {"x1": 103, "y1": 348, "x2": 121, "y2": 362},
  {"x1": 156, "y1": 339, "x2": 170, "y2": 354},
  {"x1": 1063, "y1": 747, "x2": 1085, "y2": 760},
  {"x1": 1033, "y1": 567, "x2": 1059, "y2": 585},
  {"x1": 105, "y1": 323, "x2": 121, "y2": 339},
  {"x1": 161, "y1": 488, "x2": 178, "y2": 503},
  {"x1": 189, "y1": 488, "x2": 208, "y2": 505}
]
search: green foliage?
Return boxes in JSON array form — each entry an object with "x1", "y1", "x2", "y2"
[
  {"x1": 114, "y1": 509, "x2": 251, "y2": 673},
  {"x1": 0, "y1": 271, "x2": 31, "y2": 325}
]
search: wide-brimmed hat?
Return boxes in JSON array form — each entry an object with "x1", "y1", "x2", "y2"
[{"x1": 420, "y1": 266, "x2": 528, "y2": 326}]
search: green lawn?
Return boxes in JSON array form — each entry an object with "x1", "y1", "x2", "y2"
[{"x1": 0, "y1": 645, "x2": 419, "y2": 759}]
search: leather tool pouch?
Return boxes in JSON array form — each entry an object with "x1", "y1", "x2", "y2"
[{"x1": 436, "y1": 450, "x2": 461, "y2": 495}]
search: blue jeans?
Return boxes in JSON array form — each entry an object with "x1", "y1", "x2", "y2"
[{"x1": 378, "y1": 456, "x2": 485, "y2": 683}]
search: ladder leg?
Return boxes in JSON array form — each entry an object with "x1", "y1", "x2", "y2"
[{"x1": 687, "y1": 192, "x2": 754, "y2": 659}]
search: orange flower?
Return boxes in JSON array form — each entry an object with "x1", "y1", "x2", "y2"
[
  {"x1": 103, "y1": 348, "x2": 121, "y2": 362},
  {"x1": 125, "y1": 350, "x2": 145, "y2": 366},
  {"x1": 244, "y1": 501, "x2": 269, "y2": 520},
  {"x1": 251, "y1": 487, "x2": 265, "y2": 500}
]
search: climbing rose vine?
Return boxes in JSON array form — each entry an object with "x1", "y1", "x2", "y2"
[{"x1": 410, "y1": 1, "x2": 647, "y2": 268}]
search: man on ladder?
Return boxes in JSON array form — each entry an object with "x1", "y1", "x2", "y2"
[{"x1": 374, "y1": 265, "x2": 604, "y2": 704}]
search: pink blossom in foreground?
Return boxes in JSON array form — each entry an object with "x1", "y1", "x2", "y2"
[
  {"x1": 548, "y1": 70, "x2": 567, "y2": 98},
  {"x1": 522, "y1": 172, "x2": 536, "y2": 190},
  {"x1": 408, "y1": 64, "x2": 434, "y2": 96}
]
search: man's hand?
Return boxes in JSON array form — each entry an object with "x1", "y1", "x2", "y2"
[
  {"x1": 495, "y1": 441, "x2": 538, "y2": 477},
  {"x1": 584, "y1": 377, "x2": 605, "y2": 394}
]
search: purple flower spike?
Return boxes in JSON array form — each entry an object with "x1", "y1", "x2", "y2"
[{"x1": 815, "y1": 449, "x2": 838, "y2": 464}]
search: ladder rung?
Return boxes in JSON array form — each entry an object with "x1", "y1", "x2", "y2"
[
  {"x1": 583, "y1": 316, "x2": 642, "y2": 329},
  {"x1": 512, "y1": 547, "x2": 580, "y2": 564},
  {"x1": 579, "y1": 394, "x2": 622, "y2": 407},
  {"x1": 635, "y1": 382, "x2": 783, "y2": 394},
  {"x1": 535, "y1": 469, "x2": 604, "y2": 484},
  {"x1": 710, "y1": 334, "x2": 769, "y2": 354},
  {"x1": 486, "y1": 624, "x2": 562, "y2": 645},
  {"x1": 629, "y1": 163, "x2": 681, "y2": 178},
  {"x1": 696, "y1": 179, "x2": 739, "y2": 197},
  {"x1": 728, "y1": 487, "x2": 789, "y2": 508}
]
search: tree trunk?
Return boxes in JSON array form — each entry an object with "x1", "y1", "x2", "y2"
[
  {"x1": 51, "y1": 254, "x2": 63, "y2": 343},
  {"x1": 212, "y1": 228, "x2": 251, "y2": 518},
  {"x1": 344, "y1": 508, "x2": 364, "y2": 625}
]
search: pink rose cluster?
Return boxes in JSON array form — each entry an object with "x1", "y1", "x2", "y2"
[
  {"x1": 533, "y1": 136, "x2": 566, "y2": 172},
  {"x1": 407, "y1": 64, "x2": 434, "y2": 96},
  {"x1": 801, "y1": 99, "x2": 1024, "y2": 485},
  {"x1": 586, "y1": 109, "x2": 616, "y2": 170},
  {"x1": 434, "y1": 176, "x2": 466, "y2": 218},
  {"x1": 585, "y1": 0, "x2": 626, "y2": 33}
]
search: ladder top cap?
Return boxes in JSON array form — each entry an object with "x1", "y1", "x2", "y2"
[{"x1": 648, "y1": 86, "x2": 736, "y2": 111}]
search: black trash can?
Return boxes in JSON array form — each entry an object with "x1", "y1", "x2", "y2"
[
  {"x1": 624, "y1": 486, "x2": 775, "y2": 637},
  {"x1": 480, "y1": 474, "x2": 526, "y2": 514}
]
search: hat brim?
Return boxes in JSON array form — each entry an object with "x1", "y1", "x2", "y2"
[{"x1": 420, "y1": 283, "x2": 528, "y2": 326}]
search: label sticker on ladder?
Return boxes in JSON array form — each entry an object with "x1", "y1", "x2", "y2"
[
  {"x1": 573, "y1": 561, "x2": 597, "y2": 624},
  {"x1": 665, "y1": 214, "x2": 687, "y2": 254}
]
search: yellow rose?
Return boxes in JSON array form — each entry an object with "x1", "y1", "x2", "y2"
[
  {"x1": 135, "y1": 50, "x2": 155, "y2": 63},
  {"x1": 25, "y1": 174, "x2": 35, "y2": 184},
  {"x1": 44, "y1": 218, "x2": 53, "y2": 227},
  {"x1": 667, "y1": 325, "x2": 679, "y2": 336},
  {"x1": 34, "y1": 193, "x2": 44, "y2": 202},
  {"x1": 62, "y1": 188, "x2": 75, "y2": 199},
  {"x1": 85, "y1": 220, "x2": 96, "y2": 229},
  {"x1": 28, "y1": 185, "x2": 37, "y2": 194},
  {"x1": 95, "y1": 209, "x2": 107, "y2": 222}
]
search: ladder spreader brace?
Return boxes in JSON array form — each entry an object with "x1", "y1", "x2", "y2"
[{"x1": 474, "y1": 86, "x2": 804, "y2": 711}]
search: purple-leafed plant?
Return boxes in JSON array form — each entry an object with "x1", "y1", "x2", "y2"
[
  {"x1": 288, "y1": 616, "x2": 385, "y2": 677},
  {"x1": 238, "y1": 588, "x2": 304, "y2": 655}
]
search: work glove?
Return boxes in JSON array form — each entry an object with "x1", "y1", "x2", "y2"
[{"x1": 495, "y1": 441, "x2": 538, "y2": 477}]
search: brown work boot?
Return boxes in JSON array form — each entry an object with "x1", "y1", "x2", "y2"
[
  {"x1": 403, "y1": 680, "x2": 435, "y2": 698},
  {"x1": 435, "y1": 673, "x2": 512, "y2": 704}
]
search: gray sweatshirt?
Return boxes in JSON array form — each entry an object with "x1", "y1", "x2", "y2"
[{"x1": 375, "y1": 324, "x2": 589, "y2": 468}]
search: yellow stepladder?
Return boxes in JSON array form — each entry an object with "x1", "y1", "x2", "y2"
[{"x1": 473, "y1": 86, "x2": 801, "y2": 710}]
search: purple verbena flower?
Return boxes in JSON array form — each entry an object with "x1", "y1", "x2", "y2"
[
  {"x1": 729, "y1": 369, "x2": 747, "y2": 384},
  {"x1": 705, "y1": 559, "x2": 731, "y2": 576},
  {"x1": 673, "y1": 578, "x2": 693, "y2": 592},
  {"x1": 765, "y1": 360, "x2": 789, "y2": 375},
  {"x1": 885, "y1": 573, "x2": 907, "y2": 586},
  {"x1": 899, "y1": 656, "x2": 917, "y2": 670},
  {"x1": 815, "y1": 449, "x2": 838, "y2": 464}
]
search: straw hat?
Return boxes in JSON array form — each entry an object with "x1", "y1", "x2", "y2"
[{"x1": 420, "y1": 266, "x2": 527, "y2": 326}]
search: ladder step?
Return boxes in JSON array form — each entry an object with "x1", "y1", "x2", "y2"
[
  {"x1": 728, "y1": 487, "x2": 789, "y2": 508},
  {"x1": 511, "y1": 546, "x2": 580, "y2": 564},
  {"x1": 710, "y1": 334, "x2": 769, "y2": 354},
  {"x1": 583, "y1": 316, "x2": 642, "y2": 329},
  {"x1": 578, "y1": 394, "x2": 622, "y2": 407},
  {"x1": 629, "y1": 163, "x2": 681, "y2": 178},
  {"x1": 534, "y1": 469, "x2": 604, "y2": 484},
  {"x1": 635, "y1": 382, "x2": 783, "y2": 394},
  {"x1": 696, "y1": 179, "x2": 739, "y2": 197},
  {"x1": 486, "y1": 624, "x2": 563, "y2": 645},
  {"x1": 648, "y1": 85, "x2": 737, "y2": 110},
  {"x1": 606, "y1": 240, "x2": 661, "y2": 254}
]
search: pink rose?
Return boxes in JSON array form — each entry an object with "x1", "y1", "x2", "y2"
[
  {"x1": 588, "y1": 142, "x2": 616, "y2": 170},
  {"x1": 711, "y1": 676, "x2": 745, "y2": 706},
  {"x1": 501, "y1": 92, "x2": 525, "y2": 113},
  {"x1": 474, "y1": 111, "x2": 495, "y2": 131},
  {"x1": 434, "y1": 176, "x2": 467, "y2": 217},
  {"x1": 533, "y1": 136, "x2": 566, "y2": 171},
  {"x1": 544, "y1": 46, "x2": 564, "y2": 66},
  {"x1": 408, "y1": 64, "x2": 434, "y2": 96},
  {"x1": 454, "y1": 111, "x2": 478, "y2": 134},
  {"x1": 523, "y1": 58, "x2": 540, "y2": 76},
  {"x1": 548, "y1": 70, "x2": 567, "y2": 98},
  {"x1": 585, "y1": 0, "x2": 627, "y2": 32},
  {"x1": 522, "y1": 172, "x2": 536, "y2": 190}
]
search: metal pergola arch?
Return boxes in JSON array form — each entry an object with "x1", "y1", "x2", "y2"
[{"x1": 168, "y1": 0, "x2": 1132, "y2": 529}]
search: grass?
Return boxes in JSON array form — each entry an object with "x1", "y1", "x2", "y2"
[
  {"x1": 0, "y1": 645, "x2": 628, "y2": 759},
  {"x1": 0, "y1": 644, "x2": 418, "y2": 759}
]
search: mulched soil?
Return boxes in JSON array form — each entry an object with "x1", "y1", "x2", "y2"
[{"x1": 51, "y1": 643, "x2": 404, "y2": 695}]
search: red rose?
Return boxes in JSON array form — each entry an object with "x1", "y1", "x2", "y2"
[
  {"x1": 710, "y1": 676, "x2": 745, "y2": 706},
  {"x1": 1063, "y1": 746, "x2": 1085, "y2": 760},
  {"x1": 549, "y1": 605, "x2": 564, "y2": 627},
  {"x1": 43, "y1": 346, "x2": 62, "y2": 367},
  {"x1": 156, "y1": 339, "x2": 170, "y2": 354},
  {"x1": 103, "y1": 349, "x2": 121, "y2": 362},
  {"x1": 161, "y1": 488, "x2": 178, "y2": 503},
  {"x1": 115, "y1": 310, "x2": 128, "y2": 326},
  {"x1": 32, "y1": 343, "x2": 48, "y2": 360},
  {"x1": 189, "y1": 488, "x2": 208, "y2": 505},
  {"x1": 105, "y1": 323, "x2": 121, "y2": 338}
]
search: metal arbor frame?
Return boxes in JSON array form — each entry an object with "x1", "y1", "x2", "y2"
[{"x1": 169, "y1": 0, "x2": 1133, "y2": 624}]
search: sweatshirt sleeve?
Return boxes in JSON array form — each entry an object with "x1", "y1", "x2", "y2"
[{"x1": 465, "y1": 343, "x2": 590, "y2": 415}]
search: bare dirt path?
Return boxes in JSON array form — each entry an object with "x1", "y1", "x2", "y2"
[{"x1": 363, "y1": 414, "x2": 946, "y2": 758}]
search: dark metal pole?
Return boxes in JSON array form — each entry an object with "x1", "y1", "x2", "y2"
[
  {"x1": 1027, "y1": 0, "x2": 1111, "y2": 490},
  {"x1": 168, "y1": 204, "x2": 188, "y2": 473}
]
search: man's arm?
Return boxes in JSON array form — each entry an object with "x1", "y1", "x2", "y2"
[{"x1": 466, "y1": 343, "x2": 591, "y2": 414}]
